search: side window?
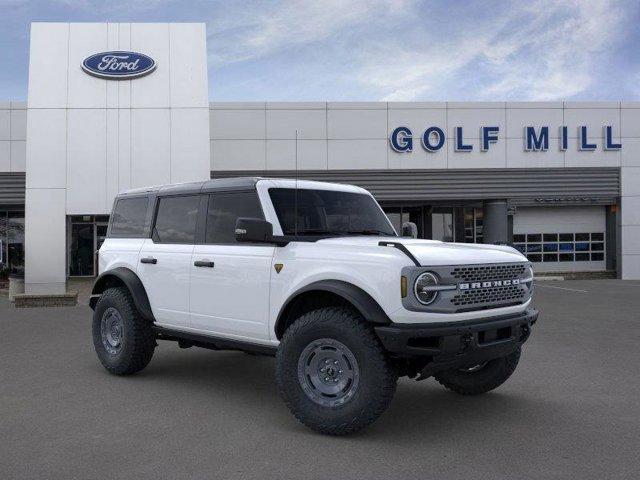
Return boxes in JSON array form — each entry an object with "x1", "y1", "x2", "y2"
[
  {"x1": 205, "y1": 192, "x2": 263, "y2": 244},
  {"x1": 110, "y1": 197, "x2": 149, "y2": 238},
  {"x1": 153, "y1": 195, "x2": 200, "y2": 244}
]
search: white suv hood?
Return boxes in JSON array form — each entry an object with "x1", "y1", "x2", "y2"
[{"x1": 316, "y1": 236, "x2": 527, "y2": 266}]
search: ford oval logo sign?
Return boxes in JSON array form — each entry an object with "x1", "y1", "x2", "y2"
[{"x1": 82, "y1": 51, "x2": 156, "y2": 80}]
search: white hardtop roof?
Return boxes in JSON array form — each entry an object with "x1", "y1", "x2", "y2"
[{"x1": 117, "y1": 177, "x2": 369, "y2": 197}]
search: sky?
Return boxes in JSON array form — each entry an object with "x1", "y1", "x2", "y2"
[{"x1": 0, "y1": 0, "x2": 639, "y2": 102}]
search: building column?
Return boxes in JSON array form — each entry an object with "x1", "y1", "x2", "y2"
[
  {"x1": 621, "y1": 166, "x2": 640, "y2": 279},
  {"x1": 24, "y1": 188, "x2": 66, "y2": 294},
  {"x1": 483, "y1": 200, "x2": 509, "y2": 244}
]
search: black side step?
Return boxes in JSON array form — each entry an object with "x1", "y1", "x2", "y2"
[{"x1": 153, "y1": 326, "x2": 277, "y2": 356}]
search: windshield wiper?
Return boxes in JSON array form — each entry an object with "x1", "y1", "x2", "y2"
[
  {"x1": 289, "y1": 229, "x2": 349, "y2": 236},
  {"x1": 347, "y1": 229, "x2": 396, "y2": 236}
]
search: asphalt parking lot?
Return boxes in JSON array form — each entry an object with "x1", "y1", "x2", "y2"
[{"x1": 1, "y1": 280, "x2": 639, "y2": 480}]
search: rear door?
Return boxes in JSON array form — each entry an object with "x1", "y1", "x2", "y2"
[
  {"x1": 189, "y1": 191, "x2": 275, "y2": 341},
  {"x1": 137, "y1": 194, "x2": 201, "y2": 329}
]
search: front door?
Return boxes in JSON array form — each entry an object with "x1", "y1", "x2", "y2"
[
  {"x1": 189, "y1": 191, "x2": 274, "y2": 341},
  {"x1": 137, "y1": 194, "x2": 200, "y2": 329}
]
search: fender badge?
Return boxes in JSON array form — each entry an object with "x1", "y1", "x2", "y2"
[{"x1": 274, "y1": 263, "x2": 284, "y2": 274}]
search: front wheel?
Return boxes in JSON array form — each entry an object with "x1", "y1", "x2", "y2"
[
  {"x1": 276, "y1": 307, "x2": 397, "y2": 436},
  {"x1": 434, "y1": 347, "x2": 521, "y2": 395}
]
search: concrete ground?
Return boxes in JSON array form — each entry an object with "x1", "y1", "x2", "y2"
[{"x1": 1, "y1": 280, "x2": 639, "y2": 480}]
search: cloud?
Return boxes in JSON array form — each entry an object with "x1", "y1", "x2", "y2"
[
  {"x1": 358, "y1": 0, "x2": 628, "y2": 101},
  {"x1": 207, "y1": 0, "x2": 412, "y2": 66}
]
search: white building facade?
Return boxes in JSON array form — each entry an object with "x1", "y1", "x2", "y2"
[{"x1": 1, "y1": 22, "x2": 639, "y2": 294}]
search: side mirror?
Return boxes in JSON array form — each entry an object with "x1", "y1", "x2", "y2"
[
  {"x1": 401, "y1": 221, "x2": 418, "y2": 238},
  {"x1": 235, "y1": 218, "x2": 274, "y2": 243}
]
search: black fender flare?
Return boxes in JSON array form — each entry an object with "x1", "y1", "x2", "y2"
[
  {"x1": 275, "y1": 280, "x2": 391, "y2": 339},
  {"x1": 90, "y1": 267, "x2": 155, "y2": 322}
]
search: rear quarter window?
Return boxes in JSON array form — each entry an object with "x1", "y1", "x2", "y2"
[
  {"x1": 153, "y1": 195, "x2": 200, "y2": 244},
  {"x1": 109, "y1": 197, "x2": 149, "y2": 238}
]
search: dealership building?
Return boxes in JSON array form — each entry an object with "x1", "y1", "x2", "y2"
[{"x1": 1, "y1": 22, "x2": 640, "y2": 295}]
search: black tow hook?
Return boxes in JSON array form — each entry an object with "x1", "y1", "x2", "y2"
[{"x1": 460, "y1": 333, "x2": 473, "y2": 353}]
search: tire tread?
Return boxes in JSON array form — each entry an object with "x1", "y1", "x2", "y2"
[{"x1": 276, "y1": 306, "x2": 397, "y2": 436}]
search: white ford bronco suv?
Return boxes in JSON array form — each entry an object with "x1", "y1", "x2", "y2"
[{"x1": 90, "y1": 177, "x2": 538, "y2": 435}]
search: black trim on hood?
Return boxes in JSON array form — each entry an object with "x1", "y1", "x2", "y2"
[{"x1": 378, "y1": 241, "x2": 421, "y2": 266}]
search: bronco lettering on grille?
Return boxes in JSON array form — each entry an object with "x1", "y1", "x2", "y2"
[{"x1": 459, "y1": 279, "x2": 521, "y2": 290}]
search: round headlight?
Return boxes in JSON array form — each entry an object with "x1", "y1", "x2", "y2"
[{"x1": 414, "y1": 272, "x2": 439, "y2": 305}]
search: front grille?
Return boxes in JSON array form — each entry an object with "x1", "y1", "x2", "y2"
[
  {"x1": 451, "y1": 285, "x2": 526, "y2": 308},
  {"x1": 451, "y1": 264, "x2": 527, "y2": 282}
]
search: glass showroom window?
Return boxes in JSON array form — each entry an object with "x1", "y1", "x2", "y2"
[
  {"x1": 0, "y1": 211, "x2": 25, "y2": 278},
  {"x1": 513, "y1": 232, "x2": 605, "y2": 263}
]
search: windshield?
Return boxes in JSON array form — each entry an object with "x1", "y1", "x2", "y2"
[{"x1": 268, "y1": 188, "x2": 397, "y2": 237}]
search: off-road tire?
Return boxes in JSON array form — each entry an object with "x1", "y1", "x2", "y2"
[
  {"x1": 276, "y1": 307, "x2": 397, "y2": 436},
  {"x1": 434, "y1": 347, "x2": 521, "y2": 395},
  {"x1": 92, "y1": 287, "x2": 156, "y2": 375}
]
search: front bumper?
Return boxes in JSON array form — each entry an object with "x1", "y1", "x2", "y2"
[{"x1": 375, "y1": 308, "x2": 538, "y2": 376}]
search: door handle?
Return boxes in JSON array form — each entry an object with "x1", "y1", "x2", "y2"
[
  {"x1": 140, "y1": 257, "x2": 157, "y2": 264},
  {"x1": 194, "y1": 260, "x2": 215, "y2": 268}
]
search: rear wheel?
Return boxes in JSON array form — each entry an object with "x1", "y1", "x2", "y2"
[
  {"x1": 92, "y1": 287, "x2": 156, "y2": 375},
  {"x1": 276, "y1": 307, "x2": 397, "y2": 436},
  {"x1": 434, "y1": 347, "x2": 521, "y2": 395}
]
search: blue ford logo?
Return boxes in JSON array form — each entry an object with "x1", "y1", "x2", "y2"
[{"x1": 82, "y1": 51, "x2": 156, "y2": 80}]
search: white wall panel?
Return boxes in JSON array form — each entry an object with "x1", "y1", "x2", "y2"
[
  {"x1": 170, "y1": 108, "x2": 210, "y2": 182},
  {"x1": 25, "y1": 109, "x2": 67, "y2": 189},
  {"x1": 621, "y1": 195, "x2": 640, "y2": 226},
  {"x1": 506, "y1": 138, "x2": 564, "y2": 168},
  {"x1": 506, "y1": 108, "x2": 564, "y2": 138},
  {"x1": 66, "y1": 109, "x2": 107, "y2": 213},
  {"x1": 169, "y1": 23, "x2": 208, "y2": 108},
  {"x1": 266, "y1": 109, "x2": 326, "y2": 139},
  {"x1": 621, "y1": 138, "x2": 640, "y2": 167},
  {"x1": 388, "y1": 102, "x2": 446, "y2": 109},
  {"x1": 266, "y1": 139, "x2": 327, "y2": 170},
  {"x1": 11, "y1": 141, "x2": 26, "y2": 172},
  {"x1": 28, "y1": 23, "x2": 68, "y2": 108},
  {"x1": 211, "y1": 140, "x2": 265, "y2": 170},
  {"x1": 131, "y1": 23, "x2": 170, "y2": 108},
  {"x1": 67, "y1": 23, "x2": 108, "y2": 109},
  {"x1": 328, "y1": 110, "x2": 386, "y2": 139},
  {"x1": 210, "y1": 109, "x2": 265, "y2": 139},
  {"x1": 328, "y1": 140, "x2": 387, "y2": 169},
  {"x1": 10, "y1": 109, "x2": 27, "y2": 140},
  {"x1": 621, "y1": 166, "x2": 640, "y2": 196},
  {"x1": 446, "y1": 138, "x2": 506, "y2": 169},
  {"x1": 106, "y1": 108, "x2": 119, "y2": 203},
  {"x1": 564, "y1": 107, "x2": 620, "y2": 138},
  {"x1": 621, "y1": 254, "x2": 640, "y2": 279},
  {"x1": 267, "y1": 102, "x2": 325, "y2": 110},
  {"x1": 117, "y1": 23, "x2": 132, "y2": 109},
  {"x1": 106, "y1": 23, "x2": 119, "y2": 108},
  {"x1": 25, "y1": 188, "x2": 66, "y2": 294},
  {"x1": 621, "y1": 225, "x2": 640, "y2": 255},
  {"x1": 621, "y1": 108, "x2": 640, "y2": 138},
  {"x1": 388, "y1": 144, "x2": 445, "y2": 170},
  {"x1": 0, "y1": 141, "x2": 9, "y2": 171},
  {"x1": 564, "y1": 143, "x2": 620, "y2": 168},
  {"x1": 447, "y1": 108, "x2": 506, "y2": 141},
  {"x1": 130, "y1": 108, "x2": 171, "y2": 187},
  {"x1": 117, "y1": 109, "x2": 131, "y2": 191},
  {"x1": 0, "y1": 110, "x2": 9, "y2": 140},
  {"x1": 387, "y1": 108, "x2": 447, "y2": 138}
]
